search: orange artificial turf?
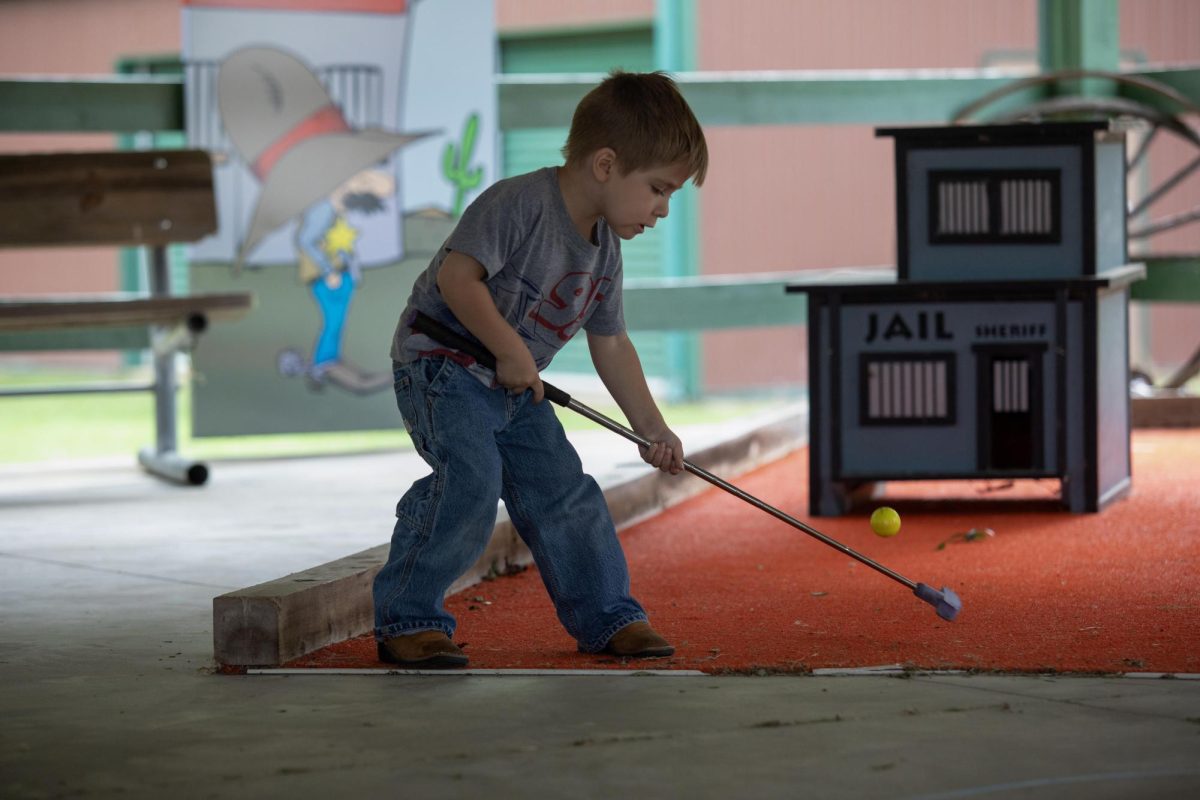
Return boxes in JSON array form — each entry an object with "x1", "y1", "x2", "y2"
[{"x1": 284, "y1": 429, "x2": 1199, "y2": 674}]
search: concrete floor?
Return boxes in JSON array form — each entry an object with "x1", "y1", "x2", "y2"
[{"x1": 2, "y1": 423, "x2": 1199, "y2": 800}]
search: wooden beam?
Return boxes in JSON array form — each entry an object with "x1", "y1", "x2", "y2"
[
  {"x1": 655, "y1": 0, "x2": 701, "y2": 397},
  {"x1": 3, "y1": 66, "x2": 1196, "y2": 134},
  {"x1": 0, "y1": 326, "x2": 152, "y2": 352},
  {"x1": 1132, "y1": 255, "x2": 1200, "y2": 303},
  {"x1": 623, "y1": 268, "x2": 893, "y2": 331},
  {"x1": 0, "y1": 76, "x2": 184, "y2": 133},
  {"x1": 0, "y1": 151, "x2": 216, "y2": 247},
  {"x1": 497, "y1": 69, "x2": 1045, "y2": 130},
  {"x1": 621, "y1": 257, "x2": 1200, "y2": 332},
  {"x1": 0, "y1": 293, "x2": 253, "y2": 332},
  {"x1": 1131, "y1": 396, "x2": 1200, "y2": 428},
  {"x1": 1038, "y1": 0, "x2": 1120, "y2": 96}
]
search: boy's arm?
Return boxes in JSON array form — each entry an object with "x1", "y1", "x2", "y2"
[
  {"x1": 437, "y1": 251, "x2": 545, "y2": 403},
  {"x1": 588, "y1": 330, "x2": 684, "y2": 474}
]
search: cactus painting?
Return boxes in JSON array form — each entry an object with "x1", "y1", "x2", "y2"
[{"x1": 442, "y1": 112, "x2": 483, "y2": 217}]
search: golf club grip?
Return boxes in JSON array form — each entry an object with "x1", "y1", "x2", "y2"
[{"x1": 411, "y1": 312, "x2": 572, "y2": 407}]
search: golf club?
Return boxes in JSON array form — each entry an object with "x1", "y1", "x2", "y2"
[{"x1": 412, "y1": 311, "x2": 962, "y2": 622}]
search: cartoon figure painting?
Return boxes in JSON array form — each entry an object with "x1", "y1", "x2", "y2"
[
  {"x1": 218, "y1": 46, "x2": 426, "y2": 394},
  {"x1": 183, "y1": 0, "x2": 495, "y2": 437}
]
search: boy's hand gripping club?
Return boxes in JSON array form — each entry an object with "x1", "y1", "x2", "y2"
[{"x1": 411, "y1": 312, "x2": 962, "y2": 622}]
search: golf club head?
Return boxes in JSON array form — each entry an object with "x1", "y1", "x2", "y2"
[{"x1": 914, "y1": 583, "x2": 962, "y2": 621}]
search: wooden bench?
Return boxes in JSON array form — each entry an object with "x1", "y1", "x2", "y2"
[{"x1": 0, "y1": 149, "x2": 254, "y2": 484}]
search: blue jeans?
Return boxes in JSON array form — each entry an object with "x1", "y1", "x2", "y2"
[{"x1": 373, "y1": 357, "x2": 648, "y2": 652}]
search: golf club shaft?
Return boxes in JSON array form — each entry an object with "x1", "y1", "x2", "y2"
[
  {"x1": 411, "y1": 312, "x2": 918, "y2": 591},
  {"x1": 565, "y1": 397, "x2": 916, "y2": 589}
]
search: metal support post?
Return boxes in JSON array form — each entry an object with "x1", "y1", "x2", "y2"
[{"x1": 137, "y1": 244, "x2": 208, "y2": 485}]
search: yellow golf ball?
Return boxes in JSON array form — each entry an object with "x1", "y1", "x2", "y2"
[{"x1": 870, "y1": 506, "x2": 901, "y2": 537}]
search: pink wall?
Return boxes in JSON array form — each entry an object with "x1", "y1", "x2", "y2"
[
  {"x1": 1122, "y1": 0, "x2": 1200, "y2": 376},
  {"x1": 496, "y1": 0, "x2": 652, "y2": 31},
  {"x1": 695, "y1": 0, "x2": 1040, "y2": 392},
  {"x1": 694, "y1": 0, "x2": 1199, "y2": 393},
  {"x1": 0, "y1": 0, "x2": 182, "y2": 303},
  {"x1": 1121, "y1": 0, "x2": 1200, "y2": 63},
  {"x1": 0, "y1": 0, "x2": 180, "y2": 74},
  {"x1": 697, "y1": 0, "x2": 1038, "y2": 71}
]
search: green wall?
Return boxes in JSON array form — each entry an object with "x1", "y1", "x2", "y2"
[{"x1": 499, "y1": 23, "x2": 674, "y2": 388}]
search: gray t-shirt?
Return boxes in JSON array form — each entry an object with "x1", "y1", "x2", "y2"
[{"x1": 390, "y1": 167, "x2": 625, "y2": 385}]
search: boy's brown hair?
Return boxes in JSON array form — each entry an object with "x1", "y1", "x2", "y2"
[{"x1": 562, "y1": 70, "x2": 708, "y2": 187}]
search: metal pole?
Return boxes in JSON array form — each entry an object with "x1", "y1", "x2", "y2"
[
  {"x1": 138, "y1": 243, "x2": 207, "y2": 485},
  {"x1": 148, "y1": 244, "x2": 177, "y2": 456}
]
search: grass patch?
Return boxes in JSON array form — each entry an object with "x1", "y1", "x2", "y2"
[{"x1": 0, "y1": 367, "x2": 791, "y2": 464}]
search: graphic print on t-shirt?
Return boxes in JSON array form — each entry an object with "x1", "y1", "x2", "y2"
[
  {"x1": 527, "y1": 271, "x2": 612, "y2": 343},
  {"x1": 492, "y1": 270, "x2": 612, "y2": 354}
]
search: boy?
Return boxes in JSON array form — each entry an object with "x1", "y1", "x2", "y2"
[{"x1": 374, "y1": 70, "x2": 708, "y2": 668}]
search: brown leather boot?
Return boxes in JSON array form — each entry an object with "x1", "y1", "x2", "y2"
[
  {"x1": 602, "y1": 621, "x2": 675, "y2": 658},
  {"x1": 377, "y1": 630, "x2": 468, "y2": 668}
]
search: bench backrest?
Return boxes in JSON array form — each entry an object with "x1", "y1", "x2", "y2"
[{"x1": 0, "y1": 149, "x2": 216, "y2": 248}]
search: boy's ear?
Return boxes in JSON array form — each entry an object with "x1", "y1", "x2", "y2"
[{"x1": 591, "y1": 148, "x2": 617, "y2": 183}]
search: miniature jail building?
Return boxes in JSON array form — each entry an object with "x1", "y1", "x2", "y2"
[{"x1": 790, "y1": 122, "x2": 1144, "y2": 515}]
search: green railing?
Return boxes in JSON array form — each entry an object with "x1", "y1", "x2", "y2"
[{"x1": 3, "y1": 63, "x2": 1198, "y2": 330}]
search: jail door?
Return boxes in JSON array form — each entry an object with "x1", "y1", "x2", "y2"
[{"x1": 979, "y1": 349, "x2": 1043, "y2": 471}]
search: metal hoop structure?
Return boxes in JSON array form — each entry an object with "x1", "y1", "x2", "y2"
[{"x1": 954, "y1": 69, "x2": 1200, "y2": 390}]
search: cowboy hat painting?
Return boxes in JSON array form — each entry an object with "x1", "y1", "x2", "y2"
[{"x1": 217, "y1": 45, "x2": 429, "y2": 268}]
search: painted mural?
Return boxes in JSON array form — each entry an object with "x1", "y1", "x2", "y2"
[{"x1": 182, "y1": 0, "x2": 496, "y2": 435}]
